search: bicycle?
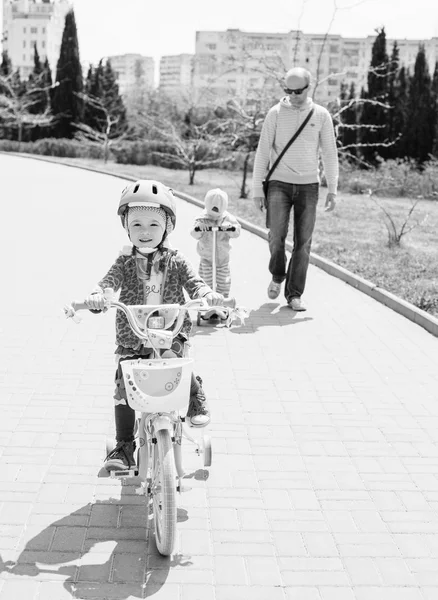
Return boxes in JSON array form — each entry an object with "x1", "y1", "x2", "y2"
[
  {"x1": 194, "y1": 225, "x2": 237, "y2": 326},
  {"x1": 64, "y1": 290, "x2": 238, "y2": 556}
]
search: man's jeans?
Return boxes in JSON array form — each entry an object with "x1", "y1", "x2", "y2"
[{"x1": 266, "y1": 181, "x2": 319, "y2": 300}]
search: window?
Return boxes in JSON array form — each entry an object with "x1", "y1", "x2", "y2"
[
  {"x1": 206, "y1": 44, "x2": 216, "y2": 50},
  {"x1": 30, "y1": 27, "x2": 38, "y2": 34},
  {"x1": 23, "y1": 40, "x2": 26, "y2": 48},
  {"x1": 329, "y1": 45, "x2": 339, "y2": 53},
  {"x1": 23, "y1": 27, "x2": 26, "y2": 33},
  {"x1": 23, "y1": 54, "x2": 26, "y2": 61},
  {"x1": 42, "y1": 41, "x2": 46, "y2": 49},
  {"x1": 328, "y1": 78, "x2": 338, "y2": 86},
  {"x1": 42, "y1": 27, "x2": 46, "y2": 34}
]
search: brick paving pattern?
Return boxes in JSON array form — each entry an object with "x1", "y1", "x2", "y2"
[{"x1": 1, "y1": 154, "x2": 438, "y2": 599}]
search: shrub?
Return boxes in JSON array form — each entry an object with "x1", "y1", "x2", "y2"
[{"x1": 0, "y1": 138, "x2": 105, "y2": 159}]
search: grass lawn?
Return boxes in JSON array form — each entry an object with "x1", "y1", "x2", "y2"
[{"x1": 26, "y1": 155, "x2": 438, "y2": 318}]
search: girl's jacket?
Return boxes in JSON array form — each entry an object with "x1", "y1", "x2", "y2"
[{"x1": 94, "y1": 247, "x2": 211, "y2": 352}]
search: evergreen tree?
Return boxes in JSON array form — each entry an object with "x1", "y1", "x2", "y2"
[
  {"x1": 432, "y1": 62, "x2": 438, "y2": 156},
  {"x1": 0, "y1": 50, "x2": 13, "y2": 77},
  {"x1": 404, "y1": 46, "x2": 435, "y2": 164},
  {"x1": 100, "y1": 59, "x2": 127, "y2": 136},
  {"x1": 360, "y1": 28, "x2": 390, "y2": 163},
  {"x1": 32, "y1": 43, "x2": 43, "y2": 76},
  {"x1": 392, "y1": 66, "x2": 410, "y2": 159},
  {"x1": 83, "y1": 63, "x2": 103, "y2": 130},
  {"x1": 82, "y1": 59, "x2": 127, "y2": 137},
  {"x1": 387, "y1": 41, "x2": 399, "y2": 157},
  {"x1": 51, "y1": 9, "x2": 83, "y2": 138},
  {"x1": 339, "y1": 82, "x2": 358, "y2": 157}
]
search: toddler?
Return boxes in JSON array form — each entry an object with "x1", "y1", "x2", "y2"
[{"x1": 190, "y1": 188, "x2": 241, "y2": 297}]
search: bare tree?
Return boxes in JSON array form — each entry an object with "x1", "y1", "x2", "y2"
[
  {"x1": 0, "y1": 73, "x2": 56, "y2": 149},
  {"x1": 74, "y1": 92, "x2": 129, "y2": 163},
  {"x1": 220, "y1": 97, "x2": 267, "y2": 198},
  {"x1": 145, "y1": 113, "x2": 233, "y2": 185}
]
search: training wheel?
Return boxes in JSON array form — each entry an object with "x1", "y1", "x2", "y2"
[{"x1": 202, "y1": 434, "x2": 212, "y2": 467}]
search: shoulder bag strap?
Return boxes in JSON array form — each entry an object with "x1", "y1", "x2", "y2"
[{"x1": 265, "y1": 107, "x2": 315, "y2": 185}]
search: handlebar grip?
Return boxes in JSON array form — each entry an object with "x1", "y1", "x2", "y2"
[
  {"x1": 222, "y1": 297, "x2": 237, "y2": 308},
  {"x1": 70, "y1": 301, "x2": 90, "y2": 311}
]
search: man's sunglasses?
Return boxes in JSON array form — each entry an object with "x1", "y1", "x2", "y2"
[{"x1": 284, "y1": 85, "x2": 309, "y2": 95}]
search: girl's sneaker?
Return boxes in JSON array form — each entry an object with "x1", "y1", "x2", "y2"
[
  {"x1": 187, "y1": 376, "x2": 211, "y2": 427},
  {"x1": 104, "y1": 440, "x2": 136, "y2": 472}
]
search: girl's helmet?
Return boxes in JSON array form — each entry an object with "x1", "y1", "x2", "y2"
[{"x1": 118, "y1": 180, "x2": 177, "y2": 235}]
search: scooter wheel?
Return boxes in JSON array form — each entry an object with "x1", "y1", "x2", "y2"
[
  {"x1": 196, "y1": 313, "x2": 201, "y2": 326},
  {"x1": 202, "y1": 434, "x2": 212, "y2": 467}
]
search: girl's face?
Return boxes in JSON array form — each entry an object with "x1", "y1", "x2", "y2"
[{"x1": 128, "y1": 212, "x2": 165, "y2": 249}]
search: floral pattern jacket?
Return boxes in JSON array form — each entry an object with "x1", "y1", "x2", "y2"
[{"x1": 95, "y1": 247, "x2": 211, "y2": 351}]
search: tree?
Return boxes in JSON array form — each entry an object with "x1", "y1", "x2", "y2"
[
  {"x1": 0, "y1": 72, "x2": 55, "y2": 146},
  {"x1": 336, "y1": 81, "x2": 358, "y2": 159},
  {"x1": 391, "y1": 66, "x2": 409, "y2": 159},
  {"x1": 0, "y1": 51, "x2": 13, "y2": 77},
  {"x1": 82, "y1": 60, "x2": 127, "y2": 138},
  {"x1": 219, "y1": 97, "x2": 266, "y2": 198},
  {"x1": 404, "y1": 45, "x2": 435, "y2": 164},
  {"x1": 74, "y1": 91, "x2": 129, "y2": 163},
  {"x1": 432, "y1": 62, "x2": 438, "y2": 157},
  {"x1": 149, "y1": 112, "x2": 233, "y2": 185},
  {"x1": 386, "y1": 41, "x2": 400, "y2": 156},
  {"x1": 360, "y1": 28, "x2": 390, "y2": 163},
  {"x1": 51, "y1": 9, "x2": 83, "y2": 138}
]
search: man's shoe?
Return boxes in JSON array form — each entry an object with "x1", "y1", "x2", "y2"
[
  {"x1": 187, "y1": 376, "x2": 211, "y2": 427},
  {"x1": 104, "y1": 440, "x2": 136, "y2": 472},
  {"x1": 288, "y1": 297, "x2": 307, "y2": 311},
  {"x1": 267, "y1": 280, "x2": 282, "y2": 300}
]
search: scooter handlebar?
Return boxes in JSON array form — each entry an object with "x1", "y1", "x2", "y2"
[{"x1": 194, "y1": 226, "x2": 236, "y2": 232}]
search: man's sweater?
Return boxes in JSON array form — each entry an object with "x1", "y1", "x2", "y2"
[{"x1": 252, "y1": 97, "x2": 339, "y2": 197}]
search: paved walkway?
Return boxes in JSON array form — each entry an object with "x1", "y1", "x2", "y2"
[{"x1": 1, "y1": 153, "x2": 438, "y2": 600}]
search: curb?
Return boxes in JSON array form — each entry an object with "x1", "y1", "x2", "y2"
[{"x1": 3, "y1": 150, "x2": 438, "y2": 338}]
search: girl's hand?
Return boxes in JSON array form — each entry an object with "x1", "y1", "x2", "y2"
[
  {"x1": 204, "y1": 292, "x2": 224, "y2": 306},
  {"x1": 85, "y1": 293, "x2": 106, "y2": 311}
]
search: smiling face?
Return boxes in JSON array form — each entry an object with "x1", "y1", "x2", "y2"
[{"x1": 127, "y1": 212, "x2": 166, "y2": 250}]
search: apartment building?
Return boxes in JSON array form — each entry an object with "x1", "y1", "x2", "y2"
[
  {"x1": 159, "y1": 53, "x2": 193, "y2": 99},
  {"x1": 192, "y1": 29, "x2": 438, "y2": 106},
  {"x1": 108, "y1": 53, "x2": 155, "y2": 96},
  {"x1": 2, "y1": 0, "x2": 72, "y2": 79}
]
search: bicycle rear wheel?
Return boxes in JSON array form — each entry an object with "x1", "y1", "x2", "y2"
[{"x1": 151, "y1": 429, "x2": 177, "y2": 555}]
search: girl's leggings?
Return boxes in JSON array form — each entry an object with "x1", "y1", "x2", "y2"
[{"x1": 199, "y1": 260, "x2": 231, "y2": 296}]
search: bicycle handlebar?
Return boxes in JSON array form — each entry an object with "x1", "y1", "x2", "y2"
[
  {"x1": 194, "y1": 226, "x2": 236, "y2": 232},
  {"x1": 64, "y1": 295, "x2": 238, "y2": 343}
]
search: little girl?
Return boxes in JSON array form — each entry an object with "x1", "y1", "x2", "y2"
[
  {"x1": 85, "y1": 180, "x2": 224, "y2": 473},
  {"x1": 190, "y1": 188, "x2": 241, "y2": 297}
]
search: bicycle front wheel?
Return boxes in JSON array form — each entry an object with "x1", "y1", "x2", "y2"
[{"x1": 151, "y1": 429, "x2": 177, "y2": 555}]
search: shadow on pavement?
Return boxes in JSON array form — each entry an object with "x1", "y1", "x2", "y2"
[
  {"x1": 0, "y1": 481, "x2": 197, "y2": 599},
  {"x1": 229, "y1": 302, "x2": 313, "y2": 334}
]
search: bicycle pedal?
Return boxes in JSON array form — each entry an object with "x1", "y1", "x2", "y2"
[
  {"x1": 177, "y1": 485, "x2": 192, "y2": 493},
  {"x1": 110, "y1": 468, "x2": 139, "y2": 479}
]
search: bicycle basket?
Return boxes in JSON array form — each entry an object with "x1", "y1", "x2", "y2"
[{"x1": 120, "y1": 357, "x2": 193, "y2": 412}]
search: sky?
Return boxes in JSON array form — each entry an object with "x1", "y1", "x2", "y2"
[
  {"x1": 71, "y1": 0, "x2": 438, "y2": 66},
  {"x1": 1, "y1": 0, "x2": 438, "y2": 67}
]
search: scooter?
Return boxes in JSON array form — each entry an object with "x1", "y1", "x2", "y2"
[{"x1": 195, "y1": 225, "x2": 236, "y2": 327}]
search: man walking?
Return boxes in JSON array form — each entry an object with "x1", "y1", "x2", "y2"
[{"x1": 252, "y1": 67, "x2": 339, "y2": 311}]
